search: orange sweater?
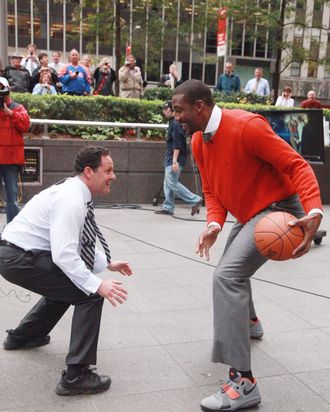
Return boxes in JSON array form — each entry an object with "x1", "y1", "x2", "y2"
[{"x1": 192, "y1": 109, "x2": 322, "y2": 227}]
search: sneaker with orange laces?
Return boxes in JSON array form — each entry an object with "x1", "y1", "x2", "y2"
[{"x1": 200, "y1": 368, "x2": 261, "y2": 411}]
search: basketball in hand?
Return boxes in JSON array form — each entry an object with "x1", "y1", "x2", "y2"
[{"x1": 254, "y1": 211, "x2": 304, "y2": 261}]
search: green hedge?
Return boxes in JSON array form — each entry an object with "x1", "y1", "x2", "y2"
[{"x1": 13, "y1": 93, "x2": 330, "y2": 140}]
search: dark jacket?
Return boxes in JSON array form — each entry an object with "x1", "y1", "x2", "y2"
[
  {"x1": 93, "y1": 67, "x2": 117, "y2": 96},
  {"x1": 165, "y1": 118, "x2": 187, "y2": 167},
  {"x1": 4, "y1": 66, "x2": 30, "y2": 93},
  {"x1": 30, "y1": 66, "x2": 58, "y2": 92},
  {"x1": 216, "y1": 73, "x2": 241, "y2": 94}
]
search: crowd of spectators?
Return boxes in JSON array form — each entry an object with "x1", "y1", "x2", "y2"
[{"x1": 0, "y1": 45, "x2": 324, "y2": 108}]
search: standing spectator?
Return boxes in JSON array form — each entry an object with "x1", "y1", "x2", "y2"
[
  {"x1": 0, "y1": 77, "x2": 30, "y2": 223},
  {"x1": 49, "y1": 51, "x2": 65, "y2": 73},
  {"x1": 58, "y1": 49, "x2": 90, "y2": 96},
  {"x1": 93, "y1": 58, "x2": 117, "y2": 96},
  {"x1": 159, "y1": 64, "x2": 182, "y2": 89},
  {"x1": 155, "y1": 101, "x2": 202, "y2": 216},
  {"x1": 275, "y1": 86, "x2": 294, "y2": 107},
  {"x1": 300, "y1": 90, "x2": 322, "y2": 108},
  {"x1": 30, "y1": 52, "x2": 58, "y2": 91},
  {"x1": 215, "y1": 62, "x2": 241, "y2": 94},
  {"x1": 0, "y1": 145, "x2": 132, "y2": 396},
  {"x1": 32, "y1": 70, "x2": 57, "y2": 95},
  {"x1": 172, "y1": 79, "x2": 322, "y2": 411},
  {"x1": 81, "y1": 54, "x2": 94, "y2": 87},
  {"x1": 21, "y1": 44, "x2": 40, "y2": 76},
  {"x1": 244, "y1": 67, "x2": 270, "y2": 96},
  {"x1": 118, "y1": 54, "x2": 143, "y2": 98},
  {"x1": 4, "y1": 54, "x2": 30, "y2": 93}
]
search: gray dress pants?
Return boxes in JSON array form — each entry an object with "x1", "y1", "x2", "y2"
[
  {"x1": 211, "y1": 195, "x2": 304, "y2": 371},
  {"x1": 0, "y1": 245, "x2": 104, "y2": 366}
]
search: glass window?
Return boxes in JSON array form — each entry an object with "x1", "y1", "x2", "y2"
[
  {"x1": 308, "y1": 36, "x2": 319, "y2": 77},
  {"x1": 206, "y1": 31, "x2": 216, "y2": 54},
  {"x1": 312, "y1": 0, "x2": 323, "y2": 27},
  {"x1": 295, "y1": 0, "x2": 305, "y2": 24},
  {"x1": 231, "y1": 22, "x2": 243, "y2": 56}
]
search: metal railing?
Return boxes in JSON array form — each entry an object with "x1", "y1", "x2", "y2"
[{"x1": 30, "y1": 119, "x2": 168, "y2": 140}]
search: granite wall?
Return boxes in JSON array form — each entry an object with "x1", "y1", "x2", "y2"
[{"x1": 22, "y1": 139, "x2": 330, "y2": 205}]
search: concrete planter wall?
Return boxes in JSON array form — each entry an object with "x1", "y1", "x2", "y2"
[
  {"x1": 23, "y1": 139, "x2": 330, "y2": 205},
  {"x1": 23, "y1": 139, "x2": 202, "y2": 205}
]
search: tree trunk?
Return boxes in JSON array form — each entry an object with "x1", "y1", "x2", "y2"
[{"x1": 114, "y1": 0, "x2": 121, "y2": 97}]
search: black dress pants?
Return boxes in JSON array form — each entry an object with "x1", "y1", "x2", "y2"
[{"x1": 0, "y1": 244, "x2": 104, "y2": 365}]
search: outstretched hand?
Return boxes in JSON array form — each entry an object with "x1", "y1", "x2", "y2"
[
  {"x1": 289, "y1": 213, "x2": 322, "y2": 258},
  {"x1": 97, "y1": 279, "x2": 128, "y2": 306},
  {"x1": 196, "y1": 225, "x2": 221, "y2": 261},
  {"x1": 108, "y1": 261, "x2": 133, "y2": 276}
]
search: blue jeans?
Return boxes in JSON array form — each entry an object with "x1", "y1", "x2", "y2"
[
  {"x1": 0, "y1": 165, "x2": 20, "y2": 223},
  {"x1": 162, "y1": 164, "x2": 201, "y2": 213}
]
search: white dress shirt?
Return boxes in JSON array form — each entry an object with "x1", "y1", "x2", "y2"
[
  {"x1": 244, "y1": 77, "x2": 270, "y2": 96},
  {"x1": 2, "y1": 176, "x2": 107, "y2": 295}
]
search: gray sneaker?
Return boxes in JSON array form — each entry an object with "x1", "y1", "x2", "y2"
[
  {"x1": 250, "y1": 318, "x2": 264, "y2": 340},
  {"x1": 200, "y1": 368, "x2": 261, "y2": 411}
]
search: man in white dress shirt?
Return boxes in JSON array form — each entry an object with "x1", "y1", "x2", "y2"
[
  {"x1": 0, "y1": 145, "x2": 132, "y2": 396},
  {"x1": 244, "y1": 67, "x2": 270, "y2": 97}
]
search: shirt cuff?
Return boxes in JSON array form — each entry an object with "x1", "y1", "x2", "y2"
[
  {"x1": 82, "y1": 274, "x2": 102, "y2": 295},
  {"x1": 207, "y1": 221, "x2": 222, "y2": 230},
  {"x1": 308, "y1": 208, "x2": 323, "y2": 217}
]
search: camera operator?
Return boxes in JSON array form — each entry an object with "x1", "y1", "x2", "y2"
[
  {"x1": 93, "y1": 58, "x2": 117, "y2": 96},
  {"x1": 118, "y1": 54, "x2": 143, "y2": 98},
  {"x1": 0, "y1": 77, "x2": 30, "y2": 224},
  {"x1": 21, "y1": 44, "x2": 40, "y2": 76}
]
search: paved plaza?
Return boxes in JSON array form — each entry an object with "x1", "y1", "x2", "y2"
[{"x1": 0, "y1": 203, "x2": 330, "y2": 412}]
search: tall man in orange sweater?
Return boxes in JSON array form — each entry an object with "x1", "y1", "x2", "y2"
[{"x1": 172, "y1": 80, "x2": 323, "y2": 412}]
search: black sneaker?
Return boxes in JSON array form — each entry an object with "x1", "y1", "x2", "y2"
[
  {"x1": 3, "y1": 329, "x2": 50, "y2": 350},
  {"x1": 155, "y1": 209, "x2": 174, "y2": 215},
  {"x1": 55, "y1": 368, "x2": 111, "y2": 396},
  {"x1": 191, "y1": 199, "x2": 202, "y2": 216}
]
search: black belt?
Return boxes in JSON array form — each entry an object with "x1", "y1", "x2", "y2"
[{"x1": 0, "y1": 240, "x2": 19, "y2": 248}]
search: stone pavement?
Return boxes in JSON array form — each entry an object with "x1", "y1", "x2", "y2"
[{"x1": 0, "y1": 204, "x2": 329, "y2": 412}]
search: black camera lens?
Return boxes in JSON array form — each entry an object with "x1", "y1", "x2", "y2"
[{"x1": 75, "y1": 71, "x2": 79, "y2": 75}]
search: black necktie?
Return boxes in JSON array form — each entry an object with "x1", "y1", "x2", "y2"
[{"x1": 80, "y1": 201, "x2": 111, "y2": 270}]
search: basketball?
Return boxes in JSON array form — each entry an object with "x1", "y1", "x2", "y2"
[{"x1": 254, "y1": 211, "x2": 304, "y2": 261}]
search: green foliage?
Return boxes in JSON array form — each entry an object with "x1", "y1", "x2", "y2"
[
  {"x1": 14, "y1": 92, "x2": 317, "y2": 140},
  {"x1": 213, "y1": 91, "x2": 272, "y2": 105},
  {"x1": 143, "y1": 87, "x2": 173, "y2": 101}
]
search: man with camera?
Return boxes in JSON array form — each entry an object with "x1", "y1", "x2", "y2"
[
  {"x1": 118, "y1": 54, "x2": 143, "y2": 98},
  {"x1": 58, "y1": 49, "x2": 90, "y2": 96},
  {"x1": 0, "y1": 77, "x2": 30, "y2": 223}
]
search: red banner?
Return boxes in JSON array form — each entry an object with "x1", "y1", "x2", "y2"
[{"x1": 217, "y1": 8, "x2": 227, "y2": 57}]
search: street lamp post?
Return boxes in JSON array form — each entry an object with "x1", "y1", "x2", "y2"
[{"x1": 0, "y1": 1, "x2": 8, "y2": 71}]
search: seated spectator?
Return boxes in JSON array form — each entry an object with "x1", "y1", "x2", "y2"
[
  {"x1": 300, "y1": 90, "x2": 321, "y2": 108},
  {"x1": 58, "y1": 49, "x2": 90, "y2": 96},
  {"x1": 31, "y1": 52, "x2": 58, "y2": 91},
  {"x1": 48, "y1": 51, "x2": 65, "y2": 73},
  {"x1": 21, "y1": 44, "x2": 40, "y2": 76},
  {"x1": 93, "y1": 58, "x2": 117, "y2": 96},
  {"x1": 244, "y1": 67, "x2": 270, "y2": 96},
  {"x1": 275, "y1": 86, "x2": 294, "y2": 107},
  {"x1": 4, "y1": 54, "x2": 30, "y2": 93},
  {"x1": 215, "y1": 62, "x2": 241, "y2": 94},
  {"x1": 32, "y1": 70, "x2": 57, "y2": 95},
  {"x1": 159, "y1": 64, "x2": 182, "y2": 89}
]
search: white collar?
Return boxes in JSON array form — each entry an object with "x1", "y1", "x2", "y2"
[{"x1": 204, "y1": 104, "x2": 222, "y2": 134}]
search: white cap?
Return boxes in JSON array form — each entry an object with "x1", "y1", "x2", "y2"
[{"x1": 0, "y1": 77, "x2": 10, "y2": 88}]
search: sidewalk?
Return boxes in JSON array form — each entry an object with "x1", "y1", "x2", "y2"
[{"x1": 0, "y1": 204, "x2": 329, "y2": 412}]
